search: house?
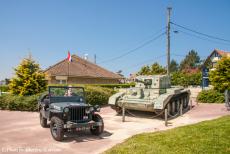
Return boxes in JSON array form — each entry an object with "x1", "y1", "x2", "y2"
[
  {"x1": 44, "y1": 55, "x2": 123, "y2": 84},
  {"x1": 202, "y1": 49, "x2": 230, "y2": 88},
  {"x1": 204, "y1": 49, "x2": 230, "y2": 70}
]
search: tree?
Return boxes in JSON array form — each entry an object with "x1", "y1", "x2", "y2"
[
  {"x1": 4, "y1": 78, "x2": 10, "y2": 85},
  {"x1": 9, "y1": 57, "x2": 47, "y2": 96},
  {"x1": 150, "y1": 63, "x2": 166, "y2": 75},
  {"x1": 180, "y1": 50, "x2": 201, "y2": 70},
  {"x1": 209, "y1": 57, "x2": 230, "y2": 92},
  {"x1": 138, "y1": 63, "x2": 166, "y2": 75},
  {"x1": 169, "y1": 59, "x2": 179, "y2": 73},
  {"x1": 138, "y1": 65, "x2": 151, "y2": 75}
]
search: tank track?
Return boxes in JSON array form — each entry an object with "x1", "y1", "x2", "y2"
[{"x1": 155, "y1": 92, "x2": 190, "y2": 118}]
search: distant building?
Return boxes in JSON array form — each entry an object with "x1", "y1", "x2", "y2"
[
  {"x1": 204, "y1": 49, "x2": 230, "y2": 70},
  {"x1": 44, "y1": 55, "x2": 123, "y2": 84},
  {"x1": 202, "y1": 49, "x2": 230, "y2": 88}
]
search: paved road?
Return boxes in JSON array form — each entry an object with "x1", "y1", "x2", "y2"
[{"x1": 0, "y1": 102, "x2": 229, "y2": 154}]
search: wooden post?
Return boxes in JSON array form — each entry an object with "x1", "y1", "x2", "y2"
[
  {"x1": 190, "y1": 99, "x2": 192, "y2": 110},
  {"x1": 180, "y1": 100, "x2": 183, "y2": 116},
  {"x1": 225, "y1": 90, "x2": 230, "y2": 109},
  {"x1": 165, "y1": 108, "x2": 168, "y2": 126},
  {"x1": 122, "y1": 103, "x2": 125, "y2": 122}
]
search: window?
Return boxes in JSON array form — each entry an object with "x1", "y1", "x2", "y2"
[{"x1": 57, "y1": 80, "x2": 67, "y2": 84}]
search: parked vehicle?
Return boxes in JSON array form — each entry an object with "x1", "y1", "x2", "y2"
[
  {"x1": 109, "y1": 75, "x2": 190, "y2": 117},
  {"x1": 38, "y1": 86, "x2": 104, "y2": 141}
]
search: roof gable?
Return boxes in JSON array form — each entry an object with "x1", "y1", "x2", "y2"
[
  {"x1": 203, "y1": 49, "x2": 230, "y2": 66},
  {"x1": 44, "y1": 55, "x2": 122, "y2": 79}
]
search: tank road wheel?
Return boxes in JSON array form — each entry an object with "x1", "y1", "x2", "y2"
[
  {"x1": 111, "y1": 105, "x2": 122, "y2": 114},
  {"x1": 90, "y1": 114, "x2": 104, "y2": 136},
  {"x1": 169, "y1": 98, "x2": 180, "y2": 117},
  {"x1": 115, "y1": 107, "x2": 122, "y2": 114},
  {"x1": 50, "y1": 117, "x2": 64, "y2": 141},
  {"x1": 182, "y1": 94, "x2": 189, "y2": 109},
  {"x1": 40, "y1": 110, "x2": 48, "y2": 128}
]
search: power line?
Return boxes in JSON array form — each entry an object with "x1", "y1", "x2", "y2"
[
  {"x1": 174, "y1": 28, "x2": 230, "y2": 46},
  {"x1": 98, "y1": 31, "x2": 166, "y2": 64},
  {"x1": 121, "y1": 54, "x2": 167, "y2": 72},
  {"x1": 171, "y1": 22, "x2": 230, "y2": 43},
  {"x1": 171, "y1": 53, "x2": 207, "y2": 59}
]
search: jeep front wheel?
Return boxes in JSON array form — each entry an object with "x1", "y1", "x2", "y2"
[
  {"x1": 40, "y1": 110, "x2": 48, "y2": 128},
  {"x1": 90, "y1": 114, "x2": 104, "y2": 135},
  {"x1": 50, "y1": 117, "x2": 64, "y2": 141}
]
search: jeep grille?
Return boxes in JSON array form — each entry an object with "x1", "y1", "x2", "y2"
[{"x1": 69, "y1": 106, "x2": 91, "y2": 122}]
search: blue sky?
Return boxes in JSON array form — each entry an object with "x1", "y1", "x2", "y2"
[{"x1": 0, "y1": 0, "x2": 230, "y2": 79}]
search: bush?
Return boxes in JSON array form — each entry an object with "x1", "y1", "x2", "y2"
[
  {"x1": 0, "y1": 95, "x2": 39, "y2": 111},
  {"x1": 0, "y1": 86, "x2": 115, "y2": 111},
  {"x1": 49, "y1": 83, "x2": 135, "y2": 89},
  {"x1": 0, "y1": 85, "x2": 9, "y2": 92},
  {"x1": 196, "y1": 89, "x2": 225, "y2": 103},
  {"x1": 85, "y1": 86, "x2": 115, "y2": 106},
  {"x1": 209, "y1": 57, "x2": 230, "y2": 92},
  {"x1": 92, "y1": 83, "x2": 135, "y2": 89},
  {"x1": 171, "y1": 72, "x2": 201, "y2": 87}
]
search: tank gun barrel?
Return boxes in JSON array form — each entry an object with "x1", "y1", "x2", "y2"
[{"x1": 135, "y1": 78, "x2": 152, "y2": 86}]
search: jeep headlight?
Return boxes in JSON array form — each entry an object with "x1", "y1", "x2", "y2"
[
  {"x1": 64, "y1": 107, "x2": 69, "y2": 113},
  {"x1": 85, "y1": 107, "x2": 94, "y2": 114},
  {"x1": 53, "y1": 105, "x2": 61, "y2": 111},
  {"x1": 94, "y1": 105, "x2": 100, "y2": 112}
]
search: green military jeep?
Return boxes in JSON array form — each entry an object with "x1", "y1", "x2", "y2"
[{"x1": 38, "y1": 86, "x2": 104, "y2": 141}]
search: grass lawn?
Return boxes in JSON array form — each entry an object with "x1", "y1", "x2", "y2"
[{"x1": 104, "y1": 116, "x2": 230, "y2": 154}]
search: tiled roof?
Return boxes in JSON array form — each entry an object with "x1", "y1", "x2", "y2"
[
  {"x1": 215, "y1": 49, "x2": 230, "y2": 56},
  {"x1": 203, "y1": 49, "x2": 230, "y2": 66},
  {"x1": 44, "y1": 55, "x2": 122, "y2": 79}
]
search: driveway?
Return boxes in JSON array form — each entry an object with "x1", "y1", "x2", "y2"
[{"x1": 0, "y1": 102, "x2": 229, "y2": 154}]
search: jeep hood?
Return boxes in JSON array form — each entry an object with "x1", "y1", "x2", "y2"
[{"x1": 50, "y1": 102, "x2": 90, "y2": 111}]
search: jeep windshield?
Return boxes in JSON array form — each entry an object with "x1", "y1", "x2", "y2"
[{"x1": 49, "y1": 86, "x2": 85, "y2": 103}]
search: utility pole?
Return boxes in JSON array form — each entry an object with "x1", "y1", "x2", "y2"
[
  {"x1": 167, "y1": 7, "x2": 172, "y2": 76},
  {"x1": 94, "y1": 54, "x2": 97, "y2": 64}
]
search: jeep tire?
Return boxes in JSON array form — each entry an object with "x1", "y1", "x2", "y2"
[
  {"x1": 40, "y1": 110, "x2": 48, "y2": 128},
  {"x1": 50, "y1": 116, "x2": 64, "y2": 141},
  {"x1": 90, "y1": 114, "x2": 104, "y2": 135}
]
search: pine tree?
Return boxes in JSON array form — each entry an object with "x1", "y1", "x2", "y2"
[
  {"x1": 9, "y1": 57, "x2": 47, "y2": 96},
  {"x1": 169, "y1": 59, "x2": 179, "y2": 73},
  {"x1": 180, "y1": 50, "x2": 201, "y2": 70}
]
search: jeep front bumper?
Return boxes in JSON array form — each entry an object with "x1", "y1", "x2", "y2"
[{"x1": 64, "y1": 121, "x2": 102, "y2": 129}]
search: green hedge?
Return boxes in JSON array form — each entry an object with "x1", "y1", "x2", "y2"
[
  {"x1": 49, "y1": 83, "x2": 135, "y2": 89},
  {"x1": 196, "y1": 89, "x2": 225, "y2": 103},
  {"x1": 0, "y1": 95, "x2": 39, "y2": 111},
  {"x1": 171, "y1": 72, "x2": 201, "y2": 87},
  {"x1": 85, "y1": 86, "x2": 114, "y2": 106},
  {"x1": 92, "y1": 83, "x2": 135, "y2": 89},
  {"x1": 0, "y1": 83, "x2": 134, "y2": 93},
  {"x1": 0, "y1": 85, "x2": 9, "y2": 92},
  {"x1": 0, "y1": 86, "x2": 114, "y2": 111}
]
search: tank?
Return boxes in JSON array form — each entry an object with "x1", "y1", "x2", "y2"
[{"x1": 108, "y1": 75, "x2": 191, "y2": 116}]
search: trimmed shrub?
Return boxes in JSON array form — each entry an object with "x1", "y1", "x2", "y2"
[
  {"x1": 49, "y1": 83, "x2": 135, "y2": 89},
  {"x1": 196, "y1": 89, "x2": 225, "y2": 103},
  {"x1": 0, "y1": 95, "x2": 39, "y2": 111},
  {"x1": 171, "y1": 72, "x2": 201, "y2": 87},
  {"x1": 0, "y1": 85, "x2": 9, "y2": 92},
  {"x1": 0, "y1": 86, "x2": 115, "y2": 111},
  {"x1": 92, "y1": 83, "x2": 135, "y2": 89},
  {"x1": 85, "y1": 86, "x2": 114, "y2": 106}
]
